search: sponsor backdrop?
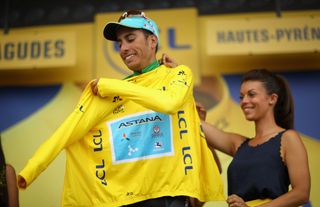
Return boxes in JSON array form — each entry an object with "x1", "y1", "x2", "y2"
[
  {"x1": 0, "y1": 32, "x2": 76, "y2": 69},
  {"x1": 206, "y1": 16, "x2": 320, "y2": 55},
  {"x1": 0, "y1": 24, "x2": 93, "y2": 85},
  {"x1": 0, "y1": 8, "x2": 319, "y2": 207},
  {"x1": 199, "y1": 11, "x2": 320, "y2": 75}
]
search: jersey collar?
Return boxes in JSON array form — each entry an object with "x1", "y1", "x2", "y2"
[{"x1": 125, "y1": 60, "x2": 160, "y2": 79}]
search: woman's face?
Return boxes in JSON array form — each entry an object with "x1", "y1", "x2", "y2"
[{"x1": 239, "y1": 80, "x2": 275, "y2": 121}]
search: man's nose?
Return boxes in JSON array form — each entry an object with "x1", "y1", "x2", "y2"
[{"x1": 120, "y1": 42, "x2": 129, "y2": 51}]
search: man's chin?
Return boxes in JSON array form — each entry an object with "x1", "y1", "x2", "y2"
[
  {"x1": 125, "y1": 63, "x2": 135, "y2": 71},
  {"x1": 127, "y1": 64, "x2": 142, "y2": 72}
]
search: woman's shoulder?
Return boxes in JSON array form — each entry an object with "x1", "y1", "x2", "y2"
[
  {"x1": 281, "y1": 129, "x2": 305, "y2": 149},
  {"x1": 282, "y1": 129, "x2": 300, "y2": 140}
]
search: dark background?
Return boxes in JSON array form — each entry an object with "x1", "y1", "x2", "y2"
[{"x1": 1, "y1": 0, "x2": 320, "y2": 29}]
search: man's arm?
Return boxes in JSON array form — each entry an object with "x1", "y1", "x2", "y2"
[
  {"x1": 18, "y1": 83, "x2": 117, "y2": 188},
  {"x1": 92, "y1": 65, "x2": 193, "y2": 114}
]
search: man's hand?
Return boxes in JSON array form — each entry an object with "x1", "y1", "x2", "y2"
[
  {"x1": 91, "y1": 79, "x2": 100, "y2": 96},
  {"x1": 18, "y1": 175, "x2": 27, "y2": 189}
]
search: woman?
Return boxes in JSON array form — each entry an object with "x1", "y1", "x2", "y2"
[
  {"x1": 0, "y1": 136, "x2": 19, "y2": 207},
  {"x1": 198, "y1": 69, "x2": 310, "y2": 207}
]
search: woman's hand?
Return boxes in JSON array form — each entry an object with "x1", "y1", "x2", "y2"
[
  {"x1": 159, "y1": 53, "x2": 178, "y2": 68},
  {"x1": 196, "y1": 102, "x2": 207, "y2": 121},
  {"x1": 227, "y1": 194, "x2": 248, "y2": 207}
]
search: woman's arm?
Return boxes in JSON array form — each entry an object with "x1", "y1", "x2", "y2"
[
  {"x1": 6, "y1": 164, "x2": 19, "y2": 207},
  {"x1": 201, "y1": 121, "x2": 246, "y2": 157},
  {"x1": 197, "y1": 102, "x2": 245, "y2": 156},
  {"x1": 258, "y1": 130, "x2": 310, "y2": 207},
  {"x1": 208, "y1": 146, "x2": 222, "y2": 173},
  {"x1": 196, "y1": 102, "x2": 222, "y2": 173}
]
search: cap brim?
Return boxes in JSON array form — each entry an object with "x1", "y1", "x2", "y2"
[
  {"x1": 103, "y1": 22, "x2": 121, "y2": 41},
  {"x1": 103, "y1": 17, "x2": 160, "y2": 46},
  {"x1": 103, "y1": 21, "x2": 143, "y2": 41}
]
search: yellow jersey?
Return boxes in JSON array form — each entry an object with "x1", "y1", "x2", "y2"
[{"x1": 19, "y1": 65, "x2": 224, "y2": 206}]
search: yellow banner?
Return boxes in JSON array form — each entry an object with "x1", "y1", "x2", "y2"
[
  {"x1": 95, "y1": 8, "x2": 200, "y2": 84},
  {"x1": 206, "y1": 16, "x2": 320, "y2": 55},
  {"x1": 0, "y1": 32, "x2": 76, "y2": 69}
]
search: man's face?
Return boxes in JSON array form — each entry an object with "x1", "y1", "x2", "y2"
[{"x1": 116, "y1": 27, "x2": 157, "y2": 72}]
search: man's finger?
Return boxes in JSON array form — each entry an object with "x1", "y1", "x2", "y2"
[{"x1": 91, "y1": 79, "x2": 99, "y2": 95}]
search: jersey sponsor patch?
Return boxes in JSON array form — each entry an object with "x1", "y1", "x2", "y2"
[{"x1": 108, "y1": 111, "x2": 174, "y2": 164}]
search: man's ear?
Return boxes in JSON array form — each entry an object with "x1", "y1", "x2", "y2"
[{"x1": 149, "y1": 35, "x2": 158, "y2": 50}]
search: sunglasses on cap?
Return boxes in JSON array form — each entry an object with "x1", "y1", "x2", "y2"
[
  {"x1": 103, "y1": 9, "x2": 160, "y2": 45},
  {"x1": 118, "y1": 10, "x2": 148, "y2": 22}
]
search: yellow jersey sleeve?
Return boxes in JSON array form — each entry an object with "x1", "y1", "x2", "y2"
[
  {"x1": 97, "y1": 65, "x2": 193, "y2": 114},
  {"x1": 19, "y1": 82, "x2": 120, "y2": 187}
]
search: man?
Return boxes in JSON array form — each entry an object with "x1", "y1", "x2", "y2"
[{"x1": 18, "y1": 10, "x2": 224, "y2": 207}]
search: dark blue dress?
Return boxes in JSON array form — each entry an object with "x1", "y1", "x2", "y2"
[{"x1": 227, "y1": 131, "x2": 290, "y2": 201}]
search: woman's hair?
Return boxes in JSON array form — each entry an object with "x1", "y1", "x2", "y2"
[
  {"x1": 0, "y1": 136, "x2": 8, "y2": 207},
  {"x1": 241, "y1": 69, "x2": 294, "y2": 129}
]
